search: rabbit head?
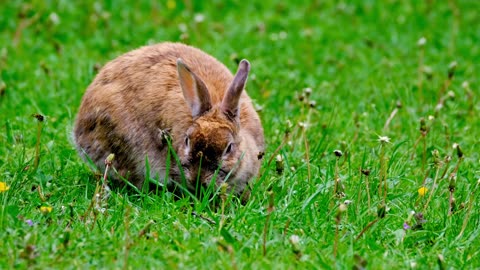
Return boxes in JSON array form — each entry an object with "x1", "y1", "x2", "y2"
[{"x1": 173, "y1": 58, "x2": 258, "y2": 197}]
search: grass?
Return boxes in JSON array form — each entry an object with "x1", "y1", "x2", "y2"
[{"x1": 1, "y1": 0, "x2": 479, "y2": 269}]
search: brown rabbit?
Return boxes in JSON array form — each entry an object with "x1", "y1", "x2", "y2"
[{"x1": 74, "y1": 42, "x2": 264, "y2": 200}]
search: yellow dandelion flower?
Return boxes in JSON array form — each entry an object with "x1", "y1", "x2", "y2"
[
  {"x1": 0, "y1": 182, "x2": 10, "y2": 192},
  {"x1": 418, "y1": 187, "x2": 428, "y2": 196},
  {"x1": 40, "y1": 206, "x2": 53, "y2": 214}
]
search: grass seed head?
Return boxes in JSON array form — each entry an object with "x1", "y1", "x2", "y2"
[
  {"x1": 361, "y1": 168, "x2": 371, "y2": 176},
  {"x1": 303, "y1": 87, "x2": 312, "y2": 97},
  {"x1": 448, "y1": 61, "x2": 457, "y2": 79},
  {"x1": 33, "y1": 113, "x2": 45, "y2": 122},
  {"x1": 377, "y1": 204, "x2": 386, "y2": 218},
  {"x1": 275, "y1": 154, "x2": 284, "y2": 174},
  {"x1": 448, "y1": 173, "x2": 457, "y2": 192},
  {"x1": 432, "y1": 149, "x2": 441, "y2": 166},
  {"x1": 453, "y1": 143, "x2": 463, "y2": 158},
  {"x1": 422, "y1": 66, "x2": 433, "y2": 79},
  {"x1": 285, "y1": 120, "x2": 293, "y2": 135},
  {"x1": 297, "y1": 92, "x2": 305, "y2": 102},
  {"x1": 396, "y1": 100, "x2": 403, "y2": 109},
  {"x1": 105, "y1": 153, "x2": 115, "y2": 166},
  {"x1": 419, "y1": 117, "x2": 427, "y2": 133},
  {"x1": 0, "y1": 81, "x2": 5, "y2": 97},
  {"x1": 289, "y1": 234, "x2": 302, "y2": 259}
]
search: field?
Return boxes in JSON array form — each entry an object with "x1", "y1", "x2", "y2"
[{"x1": 1, "y1": 1, "x2": 479, "y2": 269}]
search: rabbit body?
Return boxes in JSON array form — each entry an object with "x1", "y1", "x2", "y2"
[{"x1": 74, "y1": 42, "x2": 264, "y2": 198}]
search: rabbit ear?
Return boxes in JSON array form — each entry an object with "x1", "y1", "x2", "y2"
[
  {"x1": 177, "y1": 58, "x2": 212, "y2": 117},
  {"x1": 221, "y1": 59, "x2": 250, "y2": 119}
]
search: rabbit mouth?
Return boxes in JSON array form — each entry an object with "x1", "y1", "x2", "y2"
[{"x1": 195, "y1": 168, "x2": 229, "y2": 186}]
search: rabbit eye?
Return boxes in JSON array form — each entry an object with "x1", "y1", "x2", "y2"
[
  {"x1": 185, "y1": 136, "x2": 190, "y2": 147},
  {"x1": 224, "y1": 143, "x2": 233, "y2": 155}
]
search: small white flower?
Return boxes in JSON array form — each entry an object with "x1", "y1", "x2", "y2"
[
  {"x1": 49, "y1": 13, "x2": 60, "y2": 25},
  {"x1": 448, "y1": 61, "x2": 457, "y2": 70},
  {"x1": 417, "y1": 37, "x2": 427, "y2": 47},
  {"x1": 378, "y1": 135, "x2": 391, "y2": 144},
  {"x1": 178, "y1": 23, "x2": 188, "y2": 33},
  {"x1": 289, "y1": 234, "x2": 300, "y2": 245},
  {"x1": 422, "y1": 65, "x2": 433, "y2": 74},
  {"x1": 194, "y1": 13, "x2": 205, "y2": 23}
]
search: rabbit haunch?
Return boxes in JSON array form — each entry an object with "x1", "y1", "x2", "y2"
[{"x1": 74, "y1": 42, "x2": 265, "y2": 198}]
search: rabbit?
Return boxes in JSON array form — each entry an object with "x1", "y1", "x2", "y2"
[{"x1": 74, "y1": 42, "x2": 265, "y2": 200}]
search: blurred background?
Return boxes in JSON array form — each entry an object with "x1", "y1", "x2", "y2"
[{"x1": 1, "y1": 1, "x2": 480, "y2": 268}]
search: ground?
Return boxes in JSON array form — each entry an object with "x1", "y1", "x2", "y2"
[{"x1": 1, "y1": 1, "x2": 479, "y2": 269}]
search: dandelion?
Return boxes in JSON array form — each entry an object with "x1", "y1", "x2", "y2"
[
  {"x1": 378, "y1": 135, "x2": 391, "y2": 144},
  {"x1": 0, "y1": 182, "x2": 10, "y2": 192},
  {"x1": 40, "y1": 206, "x2": 53, "y2": 214},
  {"x1": 418, "y1": 187, "x2": 428, "y2": 196}
]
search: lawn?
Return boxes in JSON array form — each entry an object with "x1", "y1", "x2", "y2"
[{"x1": 1, "y1": 1, "x2": 479, "y2": 269}]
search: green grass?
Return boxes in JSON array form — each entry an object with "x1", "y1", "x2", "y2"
[{"x1": 1, "y1": 1, "x2": 479, "y2": 269}]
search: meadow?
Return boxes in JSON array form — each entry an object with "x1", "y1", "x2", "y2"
[{"x1": 1, "y1": 1, "x2": 479, "y2": 269}]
